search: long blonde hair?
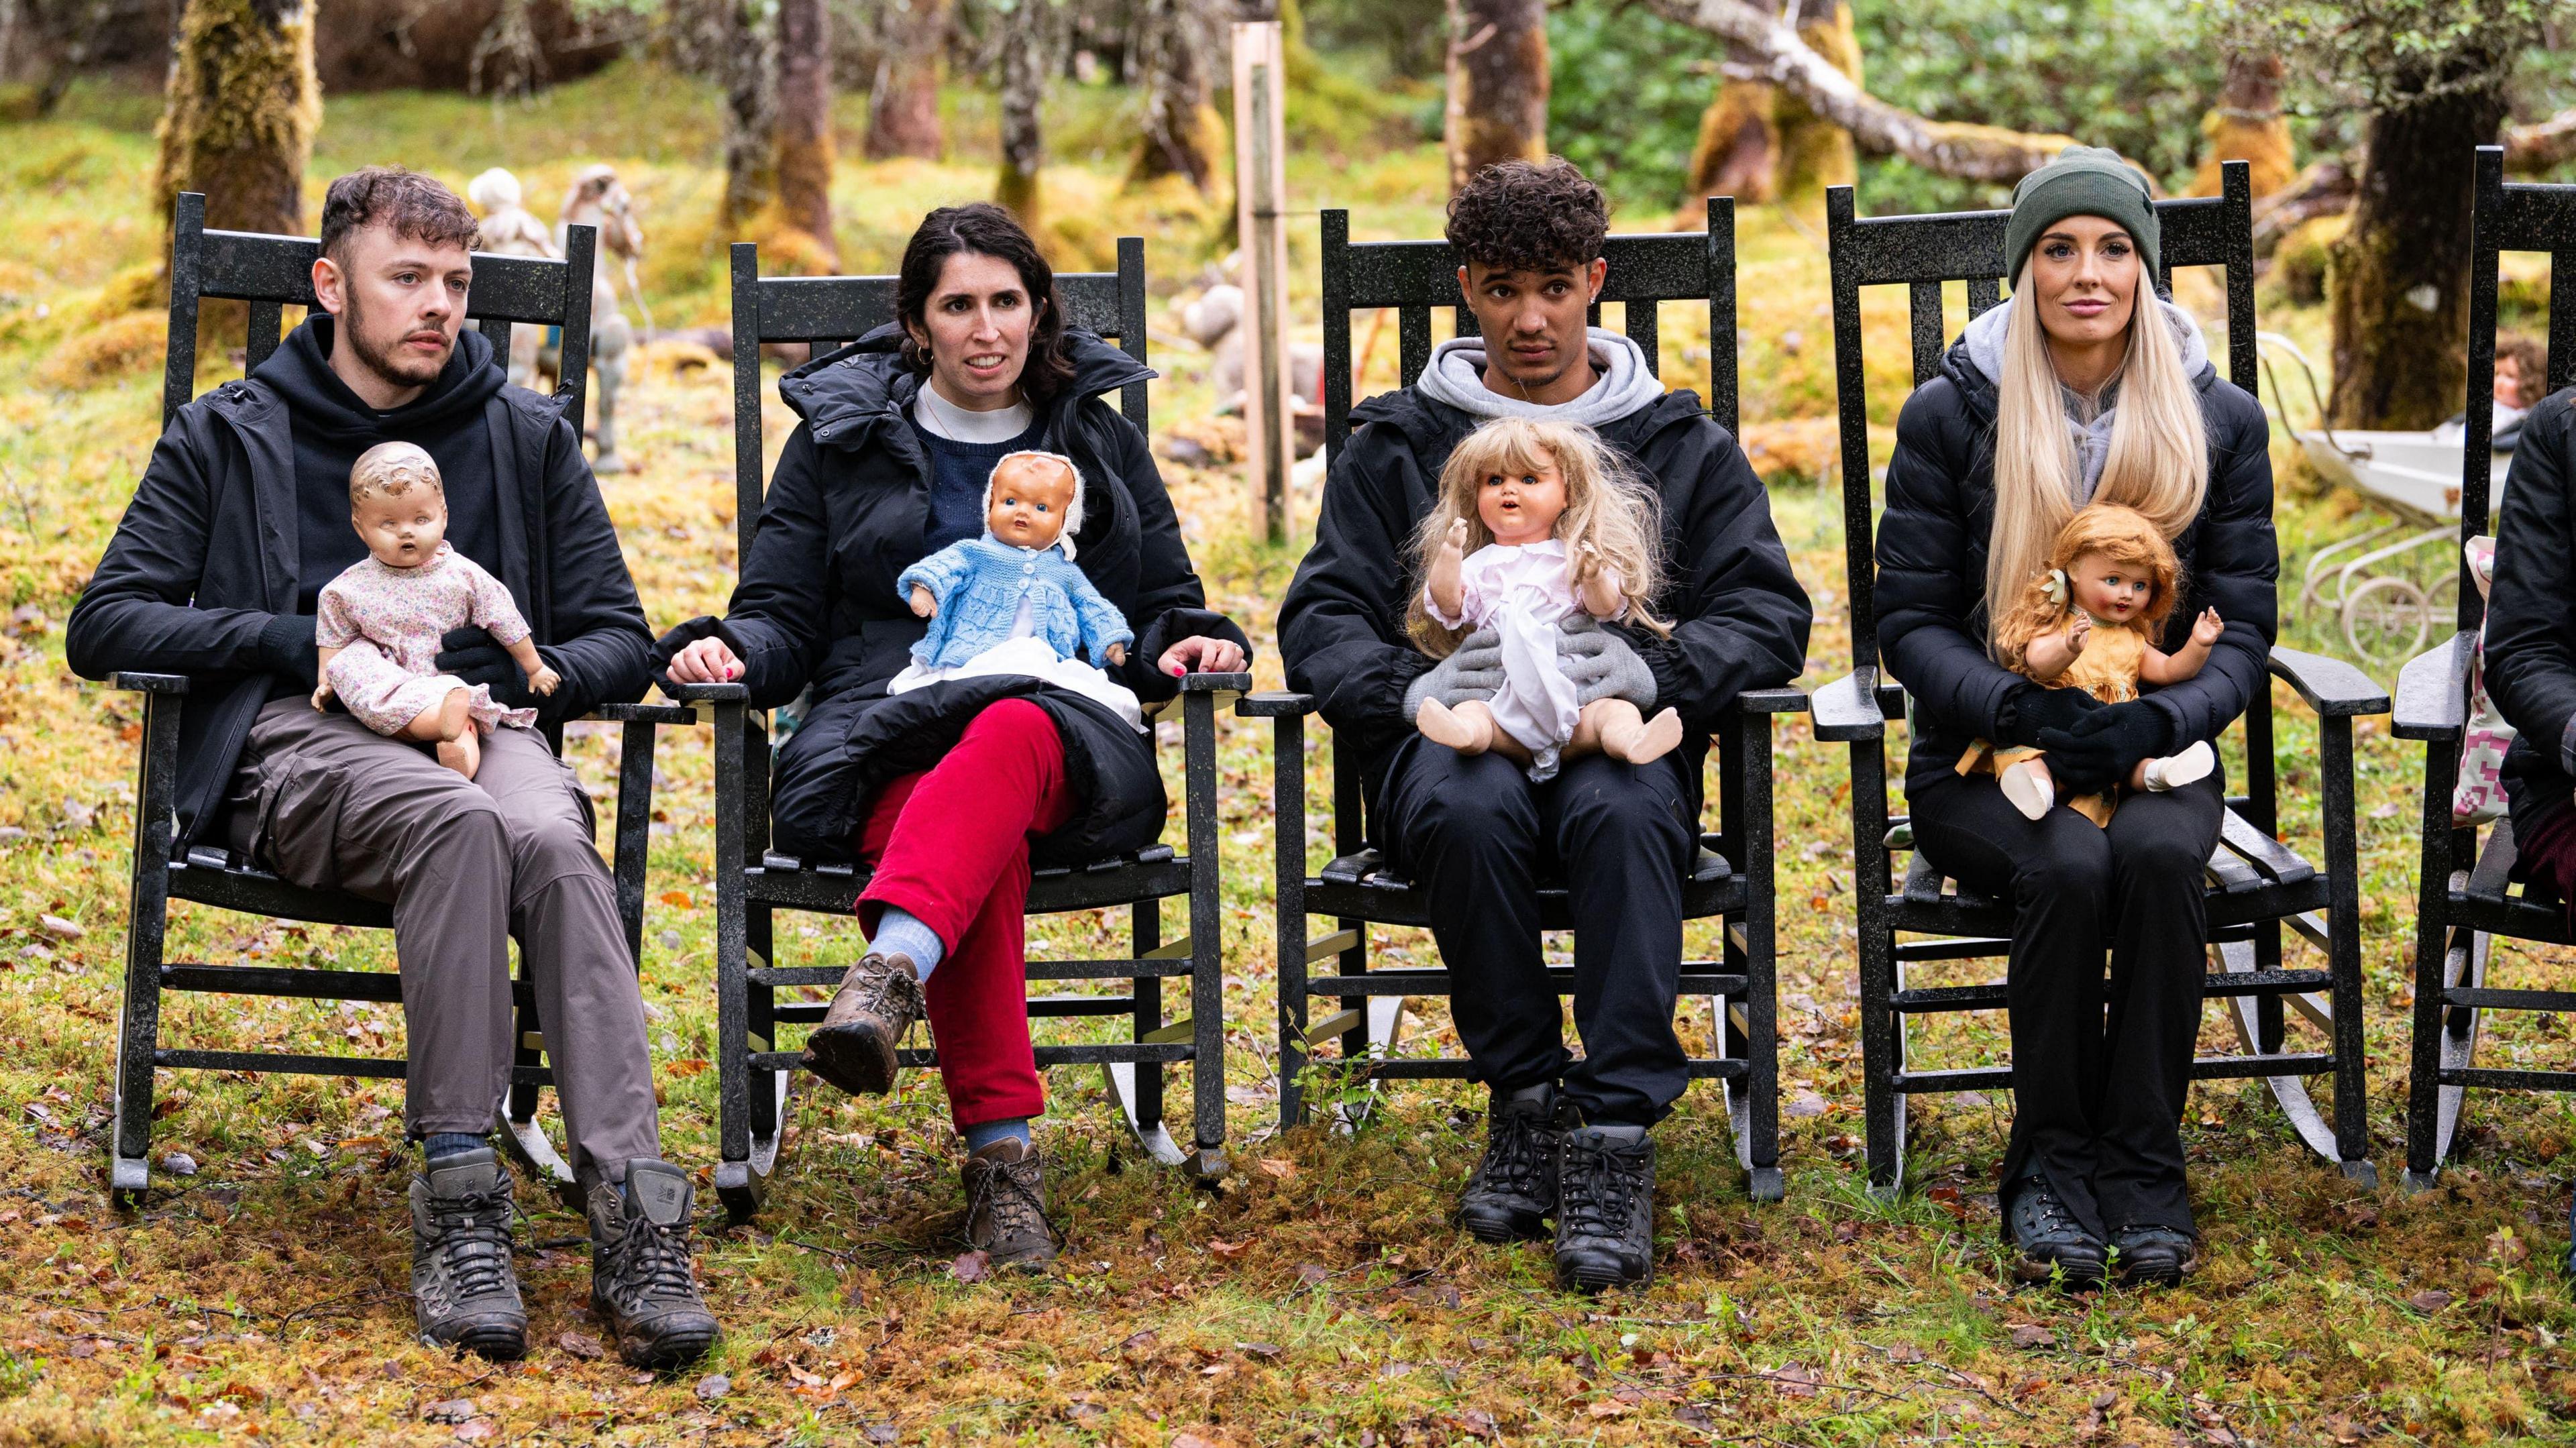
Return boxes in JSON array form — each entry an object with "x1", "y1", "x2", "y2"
[
  {"x1": 1406, "y1": 417, "x2": 1672, "y2": 659},
  {"x1": 1990, "y1": 504, "x2": 2180, "y2": 673},
  {"x1": 1983, "y1": 261, "x2": 2207, "y2": 656}
]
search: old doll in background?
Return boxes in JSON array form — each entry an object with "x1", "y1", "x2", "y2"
[
  {"x1": 1958, "y1": 502, "x2": 2221, "y2": 823},
  {"x1": 311, "y1": 441, "x2": 557, "y2": 778},
  {"x1": 1408, "y1": 416, "x2": 1683, "y2": 779}
]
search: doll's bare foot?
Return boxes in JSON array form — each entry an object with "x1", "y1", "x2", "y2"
[
  {"x1": 1417, "y1": 697, "x2": 1497, "y2": 755},
  {"x1": 1999, "y1": 759, "x2": 2055, "y2": 821},
  {"x1": 1584, "y1": 698, "x2": 1684, "y2": 766},
  {"x1": 2136, "y1": 740, "x2": 2214, "y2": 793},
  {"x1": 405, "y1": 688, "x2": 472, "y2": 742},
  {"x1": 438, "y1": 727, "x2": 482, "y2": 780}
]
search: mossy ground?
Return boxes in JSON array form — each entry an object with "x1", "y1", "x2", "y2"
[{"x1": 2, "y1": 62, "x2": 2574, "y2": 1447}]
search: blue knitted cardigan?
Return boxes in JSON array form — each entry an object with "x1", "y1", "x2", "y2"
[{"x1": 897, "y1": 533, "x2": 1136, "y2": 671}]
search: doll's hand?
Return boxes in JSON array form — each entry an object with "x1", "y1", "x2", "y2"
[
  {"x1": 908, "y1": 585, "x2": 935, "y2": 618},
  {"x1": 310, "y1": 680, "x2": 332, "y2": 712},
  {"x1": 2192, "y1": 608, "x2": 2223, "y2": 647},
  {"x1": 529, "y1": 664, "x2": 561, "y2": 697},
  {"x1": 1105, "y1": 643, "x2": 1127, "y2": 667},
  {"x1": 1442, "y1": 519, "x2": 1469, "y2": 556},
  {"x1": 1568, "y1": 540, "x2": 1603, "y2": 583},
  {"x1": 2067, "y1": 614, "x2": 2091, "y2": 655}
]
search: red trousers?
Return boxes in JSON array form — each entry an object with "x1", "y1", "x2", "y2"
[{"x1": 854, "y1": 700, "x2": 1074, "y2": 1129}]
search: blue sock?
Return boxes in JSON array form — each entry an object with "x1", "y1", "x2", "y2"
[
  {"x1": 869, "y1": 907, "x2": 947, "y2": 983},
  {"x1": 424, "y1": 1132, "x2": 484, "y2": 1162},
  {"x1": 962, "y1": 1118, "x2": 1032, "y2": 1154}
]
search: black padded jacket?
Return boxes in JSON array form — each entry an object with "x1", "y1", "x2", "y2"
[{"x1": 2479, "y1": 388, "x2": 2576, "y2": 836}]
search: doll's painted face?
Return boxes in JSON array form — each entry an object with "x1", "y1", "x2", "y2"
[
  {"x1": 349, "y1": 443, "x2": 447, "y2": 569},
  {"x1": 2069, "y1": 548, "x2": 2153, "y2": 623},
  {"x1": 1475, "y1": 447, "x2": 1566, "y2": 547},
  {"x1": 987, "y1": 454, "x2": 1077, "y2": 551}
]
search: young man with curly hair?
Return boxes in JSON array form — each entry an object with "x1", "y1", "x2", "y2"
[{"x1": 1279, "y1": 158, "x2": 1811, "y2": 1290}]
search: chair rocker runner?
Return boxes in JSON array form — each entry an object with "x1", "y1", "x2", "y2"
[
  {"x1": 666, "y1": 238, "x2": 1247, "y2": 1224},
  {"x1": 1810, "y1": 160, "x2": 2387, "y2": 1198},
  {"x1": 106, "y1": 192, "x2": 695, "y2": 1207},
  {"x1": 2396, "y1": 146, "x2": 2576, "y2": 1188},
  {"x1": 1243, "y1": 199, "x2": 1803, "y2": 1201}
]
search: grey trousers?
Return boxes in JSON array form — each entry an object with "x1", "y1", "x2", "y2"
[{"x1": 231, "y1": 697, "x2": 659, "y2": 1180}]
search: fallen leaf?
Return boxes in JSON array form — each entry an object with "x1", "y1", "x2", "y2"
[
  {"x1": 950, "y1": 1250, "x2": 991, "y2": 1283},
  {"x1": 1773, "y1": 1363, "x2": 1818, "y2": 1398},
  {"x1": 1672, "y1": 1402, "x2": 1713, "y2": 1429},
  {"x1": 863, "y1": 1425, "x2": 900, "y2": 1445},
  {"x1": 1236, "y1": 1341, "x2": 1282, "y2": 1359},
  {"x1": 1586, "y1": 1398, "x2": 1633, "y2": 1417},
  {"x1": 667, "y1": 1058, "x2": 710, "y2": 1078},
  {"x1": 1171, "y1": 1433, "x2": 1221, "y2": 1448},
  {"x1": 1888, "y1": 1343, "x2": 1924, "y2": 1363},
  {"x1": 2487, "y1": 1226, "x2": 2528, "y2": 1267},
  {"x1": 659, "y1": 890, "x2": 693, "y2": 909},
  {"x1": 2009, "y1": 1324, "x2": 2051, "y2": 1350},
  {"x1": 1120, "y1": 1330, "x2": 1159, "y2": 1354},
  {"x1": 2408, "y1": 1289, "x2": 2454, "y2": 1314},
  {"x1": 555, "y1": 1331, "x2": 605, "y2": 1361},
  {"x1": 37, "y1": 914, "x2": 83, "y2": 940},
  {"x1": 422, "y1": 1399, "x2": 478, "y2": 1424},
  {"x1": 1454, "y1": 1406, "x2": 1500, "y2": 1438},
  {"x1": 1256, "y1": 1157, "x2": 1297, "y2": 1179},
  {"x1": 1295, "y1": 1263, "x2": 1330, "y2": 1286},
  {"x1": 694, "y1": 1374, "x2": 730, "y2": 1400},
  {"x1": 1206, "y1": 1237, "x2": 1246, "y2": 1260},
  {"x1": 453, "y1": 1421, "x2": 497, "y2": 1442}
]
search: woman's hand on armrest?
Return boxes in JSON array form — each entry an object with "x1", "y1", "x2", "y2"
[
  {"x1": 666, "y1": 636, "x2": 745, "y2": 684},
  {"x1": 1157, "y1": 635, "x2": 1248, "y2": 677}
]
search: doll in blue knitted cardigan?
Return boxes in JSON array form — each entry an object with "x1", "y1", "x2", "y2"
[{"x1": 898, "y1": 451, "x2": 1134, "y2": 675}]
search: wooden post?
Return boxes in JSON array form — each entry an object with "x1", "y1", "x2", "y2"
[{"x1": 1233, "y1": 20, "x2": 1291, "y2": 545}]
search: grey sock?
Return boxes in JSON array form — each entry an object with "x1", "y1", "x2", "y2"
[{"x1": 425, "y1": 1132, "x2": 485, "y2": 1162}]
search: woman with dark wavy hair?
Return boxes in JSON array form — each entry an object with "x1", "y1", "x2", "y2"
[{"x1": 658, "y1": 203, "x2": 1249, "y2": 1269}]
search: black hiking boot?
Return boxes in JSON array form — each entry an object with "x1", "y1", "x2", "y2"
[
  {"x1": 1456, "y1": 1083, "x2": 1570, "y2": 1243},
  {"x1": 1553, "y1": 1125, "x2": 1656, "y2": 1292},
  {"x1": 2112, "y1": 1224, "x2": 2199, "y2": 1287},
  {"x1": 587, "y1": 1160, "x2": 720, "y2": 1370},
  {"x1": 2003, "y1": 1173, "x2": 2108, "y2": 1288},
  {"x1": 409, "y1": 1148, "x2": 526, "y2": 1361},
  {"x1": 802, "y1": 951, "x2": 924, "y2": 1096},
  {"x1": 961, "y1": 1137, "x2": 1061, "y2": 1270}
]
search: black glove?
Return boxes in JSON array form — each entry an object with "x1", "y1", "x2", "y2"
[
  {"x1": 435, "y1": 625, "x2": 566, "y2": 716},
  {"x1": 1998, "y1": 682, "x2": 2103, "y2": 748},
  {"x1": 258, "y1": 614, "x2": 319, "y2": 691},
  {"x1": 2035, "y1": 700, "x2": 2174, "y2": 795}
]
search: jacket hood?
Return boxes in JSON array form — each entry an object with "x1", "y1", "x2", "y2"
[
  {"x1": 778, "y1": 324, "x2": 1155, "y2": 451},
  {"x1": 1945, "y1": 294, "x2": 2213, "y2": 421},
  {"x1": 1412, "y1": 325, "x2": 1668, "y2": 428},
  {"x1": 1351, "y1": 372, "x2": 1710, "y2": 459},
  {"x1": 250, "y1": 314, "x2": 506, "y2": 445}
]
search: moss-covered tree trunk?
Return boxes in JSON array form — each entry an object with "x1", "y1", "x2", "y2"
[
  {"x1": 1681, "y1": 79, "x2": 1778, "y2": 209},
  {"x1": 865, "y1": 0, "x2": 949, "y2": 161},
  {"x1": 773, "y1": 0, "x2": 835, "y2": 268},
  {"x1": 1768, "y1": 1, "x2": 1857, "y2": 209},
  {"x1": 152, "y1": 0, "x2": 319, "y2": 241},
  {"x1": 2327, "y1": 78, "x2": 2511, "y2": 429},
  {"x1": 719, "y1": 0, "x2": 777, "y2": 232},
  {"x1": 996, "y1": 0, "x2": 1056, "y2": 233},
  {"x1": 1442, "y1": 0, "x2": 1545, "y2": 193},
  {"x1": 1129, "y1": 0, "x2": 1220, "y2": 192},
  {"x1": 2190, "y1": 49, "x2": 2292, "y2": 199}
]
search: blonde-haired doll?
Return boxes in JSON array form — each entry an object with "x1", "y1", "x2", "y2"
[
  {"x1": 1962, "y1": 502, "x2": 2223, "y2": 823},
  {"x1": 1407, "y1": 416, "x2": 1682, "y2": 781}
]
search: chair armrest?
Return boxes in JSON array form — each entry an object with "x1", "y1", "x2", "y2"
[
  {"x1": 657, "y1": 680, "x2": 750, "y2": 705},
  {"x1": 590, "y1": 701, "x2": 700, "y2": 727},
  {"x1": 1176, "y1": 669, "x2": 1253, "y2": 695},
  {"x1": 2268, "y1": 646, "x2": 2391, "y2": 718},
  {"x1": 1736, "y1": 687, "x2": 1809, "y2": 715},
  {"x1": 109, "y1": 672, "x2": 189, "y2": 695},
  {"x1": 1236, "y1": 690, "x2": 1317, "y2": 718},
  {"x1": 2392, "y1": 631, "x2": 2475, "y2": 742},
  {"x1": 1809, "y1": 669, "x2": 1885, "y2": 742}
]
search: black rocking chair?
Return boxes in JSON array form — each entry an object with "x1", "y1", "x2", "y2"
[
  {"x1": 105, "y1": 192, "x2": 694, "y2": 1208},
  {"x1": 1811, "y1": 160, "x2": 2388, "y2": 1196},
  {"x1": 2396, "y1": 145, "x2": 2576, "y2": 1188},
  {"x1": 662, "y1": 238, "x2": 1248, "y2": 1224},
  {"x1": 1241, "y1": 199, "x2": 1803, "y2": 1201}
]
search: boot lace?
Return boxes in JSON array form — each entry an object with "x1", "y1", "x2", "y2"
[
  {"x1": 1558, "y1": 1138, "x2": 1646, "y2": 1241},
  {"x1": 970, "y1": 1155, "x2": 1053, "y2": 1243},
  {"x1": 1470, "y1": 1107, "x2": 1550, "y2": 1199},
  {"x1": 426, "y1": 1185, "x2": 517, "y2": 1300},
  {"x1": 852, "y1": 957, "x2": 925, "y2": 1028},
  {"x1": 2013, "y1": 1179, "x2": 2085, "y2": 1239},
  {"x1": 606, "y1": 1214, "x2": 700, "y2": 1308}
]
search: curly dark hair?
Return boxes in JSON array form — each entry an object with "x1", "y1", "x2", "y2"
[
  {"x1": 318, "y1": 167, "x2": 480, "y2": 262},
  {"x1": 894, "y1": 203, "x2": 1076, "y2": 405},
  {"x1": 1444, "y1": 158, "x2": 1610, "y2": 274}
]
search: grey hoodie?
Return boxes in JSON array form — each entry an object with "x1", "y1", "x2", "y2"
[
  {"x1": 1959, "y1": 296, "x2": 2211, "y2": 503},
  {"x1": 1413, "y1": 325, "x2": 1668, "y2": 429}
]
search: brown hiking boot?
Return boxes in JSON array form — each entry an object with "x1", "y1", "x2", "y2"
[
  {"x1": 586, "y1": 1160, "x2": 720, "y2": 1370},
  {"x1": 961, "y1": 1137, "x2": 1060, "y2": 1270},
  {"x1": 800, "y1": 950, "x2": 924, "y2": 1095}
]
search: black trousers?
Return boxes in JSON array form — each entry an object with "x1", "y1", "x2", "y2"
[
  {"x1": 1907, "y1": 764, "x2": 2225, "y2": 1237},
  {"x1": 1376, "y1": 733, "x2": 1697, "y2": 1126}
]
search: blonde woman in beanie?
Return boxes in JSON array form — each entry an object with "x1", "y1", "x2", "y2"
[{"x1": 1872, "y1": 146, "x2": 2278, "y2": 1291}]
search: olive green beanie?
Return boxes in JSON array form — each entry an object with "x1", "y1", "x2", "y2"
[{"x1": 2004, "y1": 145, "x2": 2159, "y2": 284}]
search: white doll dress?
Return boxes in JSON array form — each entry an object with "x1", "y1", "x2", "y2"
[{"x1": 1424, "y1": 538, "x2": 1620, "y2": 782}]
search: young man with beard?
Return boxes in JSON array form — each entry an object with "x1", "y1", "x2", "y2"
[
  {"x1": 1279, "y1": 159, "x2": 1811, "y2": 1292},
  {"x1": 68, "y1": 168, "x2": 718, "y2": 1367}
]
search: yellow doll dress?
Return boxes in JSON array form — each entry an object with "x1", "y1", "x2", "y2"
[{"x1": 1954, "y1": 615, "x2": 2149, "y2": 828}]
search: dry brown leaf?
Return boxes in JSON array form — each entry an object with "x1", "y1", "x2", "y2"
[
  {"x1": 1256, "y1": 1157, "x2": 1297, "y2": 1179},
  {"x1": 951, "y1": 1249, "x2": 991, "y2": 1283}
]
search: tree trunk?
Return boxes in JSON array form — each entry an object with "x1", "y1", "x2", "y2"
[
  {"x1": 1442, "y1": 0, "x2": 1546, "y2": 194},
  {"x1": 1129, "y1": 0, "x2": 1220, "y2": 192},
  {"x1": 2190, "y1": 49, "x2": 2292, "y2": 199},
  {"x1": 1680, "y1": 78, "x2": 1777, "y2": 208},
  {"x1": 1639, "y1": 0, "x2": 2080, "y2": 183},
  {"x1": 719, "y1": 0, "x2": 777, "y2": 232},
  {"x1": 2327, "y1": 80, "x2": 2512, "y2": 429},
  {"x1": 1768, "y1": 0, "x2": 1857, "y2": 208},
  {"x1": 2508, "y1": 106, "x2": 2576, "y2": 172},
  {"x1": 773, "y1": 0, "x2": 835, "y2": 268},
  {"x1": 152, "y1": 0, "x2": 319, "y2": 240},
  {"x1": 865, "y1": 0, "x2": 948, "y2": 161},
  {"x1": 996, "y1": 0, "x2": 1055, "y2": 233}
]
